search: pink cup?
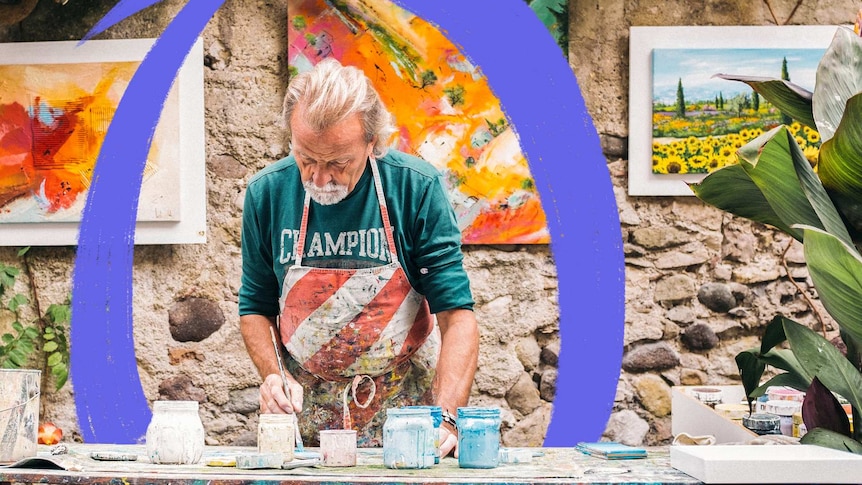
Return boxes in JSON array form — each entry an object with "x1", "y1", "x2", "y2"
[{"x1": 319, "y1": 430, "x2": 357, "y2": 467}]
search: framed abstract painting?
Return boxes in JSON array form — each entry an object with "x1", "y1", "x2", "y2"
[
  {"x1": 628, "y1": 25, "x2": 837, "y2": 196},
  {"x1": 0, "y1": 38, "x2": 206, "y2": 245}
]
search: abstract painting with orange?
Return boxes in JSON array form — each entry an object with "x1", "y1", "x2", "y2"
[
  {"x1": 0, "y1": 60, "x2": 180, "y2": 223},
  {"x1": 288, "y1": 0, "x2": 550, "y2": 244}
]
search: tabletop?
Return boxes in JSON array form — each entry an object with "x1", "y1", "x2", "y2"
[{"x1": 0, "y1": 443, "x2": 701, "y2": 485}]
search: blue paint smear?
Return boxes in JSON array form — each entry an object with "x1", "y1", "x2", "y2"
[
  {"x1": 390, "y1": 0, "x2": 625, "y2": 445},
  {"x1": 71, "y1": 0, "x2": 225, "y2": 443},
  {"x1": 76, "y1": 0, "x2": 624, "y2": 445}
]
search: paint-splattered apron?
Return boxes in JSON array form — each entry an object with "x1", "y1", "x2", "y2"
[{"x1": 277, "y1": 157, "x2": 441, "y2": 447}]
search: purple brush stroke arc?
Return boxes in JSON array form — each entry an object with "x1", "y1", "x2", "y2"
[
  {"x1": 71, "y1": 0, "x2": 224, "y2": 443},
  {"x1": 391, "y1": 0, "x2": 625, "y2": 445}
]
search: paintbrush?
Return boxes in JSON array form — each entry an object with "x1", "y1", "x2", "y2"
[{"x1": 269, "y1": 324, "x2": 304, "y2": 452}]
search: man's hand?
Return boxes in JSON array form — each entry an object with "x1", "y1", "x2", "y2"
[
  {"x1": 259, "y1": 373, "x2": 304, "y2": 414},
  {"x1": 439, "y1": 423, "x2": 458, "y2": 458}
]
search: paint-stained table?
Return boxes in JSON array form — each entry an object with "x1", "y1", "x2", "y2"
[{"x1": 0, "y1": 443, "x2": 701, "y2": 484}]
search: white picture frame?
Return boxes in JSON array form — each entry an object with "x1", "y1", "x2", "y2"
[
  {"x1": 0, "y1": 37, "x2": 206, "y2": 245},
  {"x1": 628, "y1": 25, "x2": 839, "y2": 196}
]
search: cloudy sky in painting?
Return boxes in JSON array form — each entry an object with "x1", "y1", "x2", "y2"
[{"x1": 652, "y1": 48, "x2": 824, "y2": 105}]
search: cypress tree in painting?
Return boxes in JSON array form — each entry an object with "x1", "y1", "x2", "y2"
[
  {"x1": 675, "y1": 78, "x2": 686, "y2": 118},
  {"x1": 780, "y1": 57, "x2": 793, "y2": 125}
]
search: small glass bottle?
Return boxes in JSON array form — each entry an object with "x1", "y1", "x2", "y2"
[
  {"x1": 457, "y1": 407, "x2": 501, "y2": 469},
  {"x1": 146, "y1": 400, "x2": 205, "y2": 464},
  {"x1": 383, "y1": 407, "x2": 434, "y2": 469},
  {"x1": 257, "y1": 414, "x2": 295, "y2": 463},
  {"x1": 403, "y1": 405, "x2": 442, "y2": 464}
]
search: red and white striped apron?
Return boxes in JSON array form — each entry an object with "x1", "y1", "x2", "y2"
[{"x1": 277, "y1": 157, "x2": 440, "y2": 445}]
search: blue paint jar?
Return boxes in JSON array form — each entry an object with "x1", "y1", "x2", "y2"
[
  {"x1": 403, "y1": 405, "x2": 442, "y2": 464},
  {"x1": 457, "y1": 407, "x2": 501, "y2": 468},
  {"x1": 383, "y1": 407, "x2": 434, "y2": 469}
]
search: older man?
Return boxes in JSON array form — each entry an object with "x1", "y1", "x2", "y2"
[{"x1": 239, "y1": 58, "x2": 479, "y2": 457}]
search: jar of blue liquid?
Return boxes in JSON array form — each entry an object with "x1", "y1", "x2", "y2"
[
  {"x1": 403, "y1": 405, "x2": 442, "y2": 464},
  {"x1": 457, "y1": 407, "x2": 501, "y2": 468},
  {"x1": 383, "y1": 407, "x2": 434, "y2": 469}
]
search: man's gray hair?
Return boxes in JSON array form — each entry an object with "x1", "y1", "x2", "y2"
[{"x1": 282, "y1": 58, "x2": 396, "y2": 158}]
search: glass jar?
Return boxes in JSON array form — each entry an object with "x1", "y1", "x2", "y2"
[
  {"x1": 403, "y1": 406, "x2": 442, "y2": 464},
  {"x1": 383, "y1": 407, "x2": 434, "y2": 469},
  {"x1": 258, "y1": 414, "x2": 294, "y2": 463},
  {"x1": 742, "y1": 412, "x2": 782, "y2": 436},
  {"x1": 146, "y1": 400, "x2": 205, "y2": 464},
  {"x1": 457, "y1": 407, "x2": 501, "y2": 469}
]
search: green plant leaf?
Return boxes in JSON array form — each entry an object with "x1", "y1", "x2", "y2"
[
  {"x1": 751, "y1": 371, "x2": 812, "y2": 398},
  {"x1": 43, "y1": 341, "x2": 58, "y2": 353},
  {"x1": 8, "y1": 294, "x2": 28, "y2": 313},
  {"x1": 52, "y1": 364, "x2": 68, "y2": 391},
  {"x1": 46, "y1": 303, "x2": 71, "y2": 324},
  {"x1": 690, "y1": 164, "x2": 796, "y2": 236},
  {"x1": 46, "y1": 352, "x2": 62, "y2": 367},
  {"x1": 8, "y1": 348, "x2": 26, "y2": 367},
  {"x1": 812, "y1": 26, "x2": 862, "y2": 143},
  {"x1": 15, "y1": 247, "x2": 29, "y2": 258},
  {"x1": 798, "y1": 225, "x2": 862, "y2": 343},
  {"x1": 11, "y1": 321, "x2": 23, "y2": 333},
  {"x1": 782, "y1": 317, "x2": 862, "y2": 414},
  {"x1": 713, "y1": 74, "x2": 815, "y2": 128},
  {"x1": 736, "y1": 349, "x2": 766, "y2": 403},
  {"x1": 1, "y1": 334, "x2": 13, "y2": 345},
  {"x1": 818, "y1": 93, "x2": 862, "y2": 241},
  {"x1": 800, "y1": 428, "x2": 862, "y2": 454},
  {"x1": 22, "y1": 326, "x2": 38, "y2": 339},
  {"x1": 733, "y1": 126, "x2": 837, "y2": 242}
]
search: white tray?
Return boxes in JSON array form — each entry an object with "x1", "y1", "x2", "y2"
[{"x1": 671, "y1": 445, "x2": 862, "y2": 483}]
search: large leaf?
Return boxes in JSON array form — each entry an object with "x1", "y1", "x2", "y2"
[
  {"x1": 713, "y1": 74, "x2": 815, "y2": 128},
  {"x1": 803, "y1": 376, "x2": 852, "y2": 438},
  {"x1": 798, "y1": 225, "x2": 862, "y2": 343},
  {"x1": 735, "y1": 126, "x2": 828, "y2": 241},
  {"x1": 800, "y1": 428, "x2": 862, "y2": 454},
  {"x1": 818, "y1": 94, "x2": 862, "y2": 240},
  {"x1": 751, "y1": 371, "x2": 812, "y2": 399},
  {"x1": 783, "y1": 317, "x2": 862, "y2": 414},
  {"x1": 812, "y1": 26, "x2": 862, "y2": 143},
  {"x1": 736, "y1": 349, "x2": 766, "y2": 405},
  {"x1": 690, "y1": 164, "x2": 795, "y2": 235}
]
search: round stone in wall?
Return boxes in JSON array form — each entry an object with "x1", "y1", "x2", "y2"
[
  {"x1": 681, "y1": 323, "x2": 719, "y2": 350},
  {"x1": 622, "y1": 342, "x2": 680, "y2": 373},
  {"x1": 169, "y1": 297, "x2": 226, "y2": 342},
  {"x1": 697, "y1": 283, "x2": 737, "y2": 313}
]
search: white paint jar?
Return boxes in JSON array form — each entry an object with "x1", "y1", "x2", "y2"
[
  {"x1": 145, "y1": 400, "x2": 205, "y2": 464},
  {"x1": 257, "y1": 414, "x2": 294, "y2": 463}
]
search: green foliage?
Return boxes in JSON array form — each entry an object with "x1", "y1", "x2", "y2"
[
  {"x1": 526, "y1": 0, "x2": 568, "y2": 55},
  {"x1": 0, "y1": 249, "x2": 71, "y2": 391},
  {"x1": 691, "y1": 25, "x2": 862, "y2": 454}
]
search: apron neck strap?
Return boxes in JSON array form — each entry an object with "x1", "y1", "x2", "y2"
[{"x1": 294, "y1": 156, "x2": 400, "y2": 266}]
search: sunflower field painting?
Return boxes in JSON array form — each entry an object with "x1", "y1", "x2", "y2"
[
  {"x1": 288, "y1": 0, "x2": 553, "y2": 244},
  {"x1": 651, "y1": 48, "x2": 824, "y2": 175}
]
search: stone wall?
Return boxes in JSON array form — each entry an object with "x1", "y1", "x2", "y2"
[
  {"x1": 0, "y1": 0, "x2": 557, "y2": 447},
  {"x1": 0, "y1": 0, "x2": 856, "y2": 448}
]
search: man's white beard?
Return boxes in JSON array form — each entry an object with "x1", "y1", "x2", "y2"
[{"x1": 303, "y1": 180, "x2": 349, "y2": 205}]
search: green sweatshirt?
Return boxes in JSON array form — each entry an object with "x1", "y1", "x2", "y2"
[{"x1": 239, "y1": 149, "x2": 474, "y2": 317}]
